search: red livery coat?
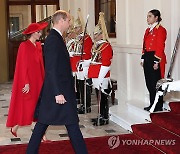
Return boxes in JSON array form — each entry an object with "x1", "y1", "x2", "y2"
[
  {"x1": 88, "y1": 42, "x2": 113, "y2": 78},
  {"x1": 6, "y1": 40, "x2": 44, "y2": 127},
  {"x1": 142, "y1": 25, "x2": 167, "y2": 77},
  {"x1": 70, "y1": 34, "x2": 93, "y2": 72}
]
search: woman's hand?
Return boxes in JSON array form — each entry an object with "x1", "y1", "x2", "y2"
[{"x1": 22, "y1": 84, "x2": 30, "y2": 93}]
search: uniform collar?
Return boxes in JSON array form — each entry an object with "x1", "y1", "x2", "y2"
[
  {"x1": 148, "y1": 22, "x2": 159, "y2": 31},
  {"x1": 52, "y1": 27, "x2": 62, "y2": 36}
]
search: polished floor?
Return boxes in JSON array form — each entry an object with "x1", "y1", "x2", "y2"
[{"x1": 0, "y1": 82, "x2": 129, "y2": 146}]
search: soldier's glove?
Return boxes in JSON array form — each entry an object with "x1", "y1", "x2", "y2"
[
  {"x1": 77, "y1": 59, "x2": 91, "y2": 70},
  {"x1": 69, "y1": 51, "x2": 75, "y2": 57},
  {"x1": 97, "y1": 66, "x2": 110, "y2": 88},
  {"x1": 76, "y1": 60, "x2": 83, "y2": 71},
  {"x1": 82, "y1": 59, "x2": 91, "y2": 67}
]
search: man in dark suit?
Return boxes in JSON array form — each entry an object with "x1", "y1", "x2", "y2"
[{"x1": 26, "y1": 10, "x2": 88, "y2": 154}]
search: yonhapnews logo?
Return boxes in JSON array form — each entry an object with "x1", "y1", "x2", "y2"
[
  {"x1": 108, "y1": 136, "x2": 120, "y2": 149},
  {"x1": 108, "y1": 136, "x2": 176, "y2": 149}
]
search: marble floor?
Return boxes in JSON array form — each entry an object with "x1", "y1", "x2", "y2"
[{"x1": 0, "y1": 82, "x2": 129, "y2": 146}]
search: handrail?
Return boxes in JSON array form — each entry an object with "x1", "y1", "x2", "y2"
[{"x1": 9, "y1": 16, "x2": 52, "y2": 39}]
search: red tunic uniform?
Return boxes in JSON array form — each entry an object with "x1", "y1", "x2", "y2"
[
  {"x1": 142, "y1": 24, "x2": 167, "y2": 78},
  {"x1": 88, "y1": 41, "x2": 113, "y2": 78},
  {"x1": 6, "y1": 40, "x2": 45, "y2": 127},
  {"x1": 70, "y1": 34, "x2": 93, "y2": 72}
]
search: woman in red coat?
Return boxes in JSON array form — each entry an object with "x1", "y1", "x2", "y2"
[
  {"x1": 6, "y1": 22, "x2": 48, "y2": 137},
  {"x1": 141, "y1": 9, "x2": 167, "y2": 112}
]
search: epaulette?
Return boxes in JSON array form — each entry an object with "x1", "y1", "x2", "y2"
[{"x1": 155, "y1": 24, "x2": 161, "y2": 29}]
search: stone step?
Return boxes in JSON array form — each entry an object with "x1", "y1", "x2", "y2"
[
  {"x1": 109, "y1": 104, "x2": 149, "y2": 132},
  {"x1": 126, "y1": 100, "x2": 151, "y2": 122}
]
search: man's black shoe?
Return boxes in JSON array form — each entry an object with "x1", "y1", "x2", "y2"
[
  {"x1": 93, "y1": 118, "x2": 109, "y2": 126},
  {"x1": 154, "y1": 108, "x2": 163, "y2": 112},
  {"x1": 91, "y1": 115, "x2": 103, "y2": 122},
  {"x1": 144, "y1": 106, "x2": 151, "y2": 111}
]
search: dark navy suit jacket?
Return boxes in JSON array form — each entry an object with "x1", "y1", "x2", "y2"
[{"x1": 38, "y1": 29, "x2": 79, "y2": 125}]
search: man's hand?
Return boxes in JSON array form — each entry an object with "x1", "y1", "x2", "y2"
[
  {"x1": 55, "y1": 94, "x2": 67, "y2": 104},
  {"x1": 153, "y1": 63, "x2": 159, "y2": 70},
  {"x1": 22, "y1": 84, "x2": 30, "y2": 93}
]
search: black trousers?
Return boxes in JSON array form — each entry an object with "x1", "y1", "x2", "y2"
[
  {"x1": 78, "y1": 79, "x2": 91, "y2": 108},
  {"x1": 26, "y1": 122, "x2": 88, "y2": 154},
  {"x1": 95, "y1": 88, "x2": 109, "y2": 119},
  {"x1": 143, "y1": 51, "x2": 163, "y2": 110}
]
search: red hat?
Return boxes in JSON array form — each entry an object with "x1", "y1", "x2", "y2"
[{"x1": 22, "y1": 22, "x2": 48, "y2": 35}]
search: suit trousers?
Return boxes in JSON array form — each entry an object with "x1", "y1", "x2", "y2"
[
  {"x1": 26, "y1": 122, "x2": 88, "y2": 154},
  {"x1": 143, "y1": 51, "x2": 163, "y2": 110}
]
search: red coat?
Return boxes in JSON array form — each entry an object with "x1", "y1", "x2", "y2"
[
  {"x1": 70, "y1": 34, "x2": 92, "y2": 72},
  {"x1": 88, "y1": 41, "x2": 113, "y2": 78},
  {"x1": 142, "y1": 25, "x2": 167, "y2": 77},
  {"x1": 6, "y1": 40, "x2": 44, "y2": 127}
]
